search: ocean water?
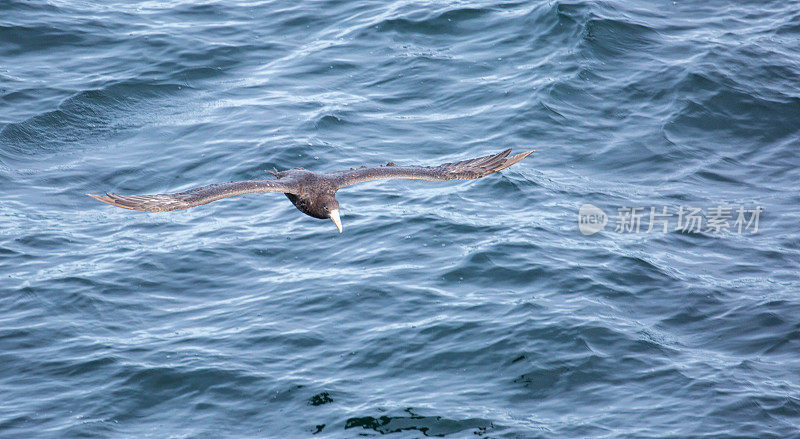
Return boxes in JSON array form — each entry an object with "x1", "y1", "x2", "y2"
[{"x1": 2, "y1": 0, "x2": 799, "y2": 437}]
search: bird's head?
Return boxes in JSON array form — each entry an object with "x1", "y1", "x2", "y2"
[{"x1": 320, "y1": 196, "x2": 342, "y2": 233}]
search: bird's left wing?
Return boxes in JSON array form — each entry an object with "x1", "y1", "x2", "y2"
[
  {"x1": 331, "y1": 148, "x2": 534, "y2": 189},
  {"x1": 87, "y1": 179, "x2": 297, "y2": 212}
]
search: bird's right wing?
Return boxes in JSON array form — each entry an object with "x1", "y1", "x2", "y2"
[
  {"x1": 331, "y1": 149, "x2": 534, "y2": 189},
  {"x1": 87, "y1": 179, "x2": 297, "y2": 212}
]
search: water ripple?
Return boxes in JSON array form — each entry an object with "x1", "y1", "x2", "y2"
[{"x1": 1, "y1": 0, "x2": 799, "y2": 437}]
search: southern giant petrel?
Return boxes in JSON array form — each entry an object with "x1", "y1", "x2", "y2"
[{"x1": 88, "y1": 148, "x2": 534, "y2": 233}]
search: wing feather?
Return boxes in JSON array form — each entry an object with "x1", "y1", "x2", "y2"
[
  {"x1": 332, "y1": 149, "x2": 534, "y2": 189},
  {"x1": 87, "y1": 179, "x2": 296, "y2": 212}
]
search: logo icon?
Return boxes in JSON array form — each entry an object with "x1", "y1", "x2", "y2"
[{"x1": 578, "y1": 204, "x2": 607, "y2": 235}]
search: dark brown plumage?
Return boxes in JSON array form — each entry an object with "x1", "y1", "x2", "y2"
[{"x1": 87, "y1": 148, "x2": 534, "y2": 233}]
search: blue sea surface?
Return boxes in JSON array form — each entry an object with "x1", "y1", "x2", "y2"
[{"x1": 1, "y1": 0, "x2": 799, "y2": 437}]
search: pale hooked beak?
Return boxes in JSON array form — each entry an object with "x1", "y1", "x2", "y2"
[{"x1": 329, "y1": 209, "x2": 343, "y2": 233}]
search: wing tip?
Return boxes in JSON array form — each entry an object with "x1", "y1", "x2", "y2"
[
  {"x1": 498, "y1": 148, "x2": 533, "y2": 160},
  {"x1": 496, "y1": 148, "x2": 535, "y2": 172},
  {"x1": 517, "y1": 148, "x2": 535, "y2": 159},
  {"x1": 86, "y1": 192, "x2": 144, "y2": 211},
  {"x1": 513, "y1": 148, "x2": 535, "y2": 159},
  {"x1": 86, "y1": 193, "x2": 113, "y2": 204}
]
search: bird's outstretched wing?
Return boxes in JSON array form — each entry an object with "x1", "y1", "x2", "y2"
[
  {"x1": 87, "y1": 179, "x2": 297, "y2": 212},
  {"x1": 331, "y1": 148, "x2": 534, "y2": 189}
]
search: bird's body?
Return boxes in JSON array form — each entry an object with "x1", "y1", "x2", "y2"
[
  {"x1": 88, "y1": 148, "x2": 534, "y2": 233},
  {"x1": 274, "y1": 169, "x2": 339, "y2": 220}
]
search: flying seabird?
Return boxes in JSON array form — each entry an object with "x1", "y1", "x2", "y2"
[{"x1": 87, "y1": 148, "x2": 534, "y2": 233}]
